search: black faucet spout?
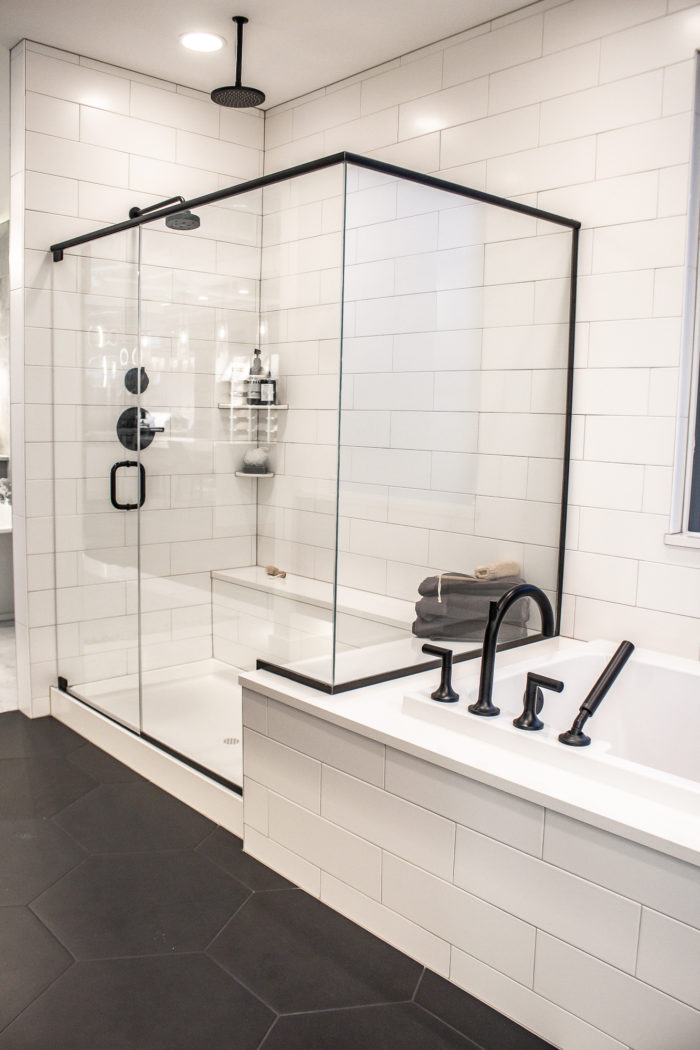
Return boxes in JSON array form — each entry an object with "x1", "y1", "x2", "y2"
[{"x1": 468, "y1": 583, "x2": 555, "y2": 717}]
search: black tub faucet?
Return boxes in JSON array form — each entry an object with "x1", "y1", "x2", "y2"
[{"x1": 469, "y1": 584, "x2": 556, "y2": 717}]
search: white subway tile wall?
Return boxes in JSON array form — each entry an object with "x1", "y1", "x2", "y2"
[
  {"x1": 262, "y1": 0, "x2": 700, "y2": 660},
  {"x1": 243, "y1": 692, "x2": 700, "y2": 1050}
]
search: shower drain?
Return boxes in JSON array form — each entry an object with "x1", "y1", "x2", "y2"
[{"x1": 223, "y1": 737, "x2": 240, "y2": 745}]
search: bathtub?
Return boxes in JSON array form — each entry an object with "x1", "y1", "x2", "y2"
[
  {"x1": 240, "y1": 638, "x2": 700, "y2": 1050},
  {"x1": 404, "y1": 640, "x2": 700, "y2": 809}
]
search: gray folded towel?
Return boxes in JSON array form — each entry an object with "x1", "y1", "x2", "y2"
[{"x1": 412, "y1": 618, "x2": 529, "y2": 642}]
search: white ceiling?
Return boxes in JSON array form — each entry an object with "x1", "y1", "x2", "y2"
[{"x1": 1, "y1": 0, "x2": 527, "y2": 108}]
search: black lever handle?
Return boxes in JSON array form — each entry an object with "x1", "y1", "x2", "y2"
[
  {"x1": 421, "y1": 644, "x2": 459, "y2": 703},
  {"x1": 110, "y1": 461, "x2": 146, "y2": 510},
  {"x1": 513, "y1": 672, "x2": 564, "y2": 731}
]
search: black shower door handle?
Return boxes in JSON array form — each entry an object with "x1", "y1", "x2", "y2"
[{"x1": 110, "y1": 461, "x2": 146, "y2": 510}]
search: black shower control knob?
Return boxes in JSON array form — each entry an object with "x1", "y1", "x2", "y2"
[{"x1": 124, "y1": 367, "x2": 149, "y2": 394}]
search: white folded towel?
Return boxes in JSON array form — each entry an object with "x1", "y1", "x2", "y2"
[{"x1": 474, "y1": 560, "x2": 520, "y2": 582}]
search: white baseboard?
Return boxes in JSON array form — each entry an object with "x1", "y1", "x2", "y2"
[{"x1": 50, "y1": 687, "x2": 243, "y2": 837}]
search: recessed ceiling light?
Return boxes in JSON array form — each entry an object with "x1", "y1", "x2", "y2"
[{"x1": 180, "y1": 32, "x2": 225, "y2": 53}]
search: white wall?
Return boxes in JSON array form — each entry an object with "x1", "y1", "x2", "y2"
[{"x1": 264, "y1": 0, "x2": 700, "y2": 660}]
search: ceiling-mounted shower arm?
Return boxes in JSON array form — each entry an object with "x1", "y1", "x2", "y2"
[
  {"x1": 129, "y1": 196, "x2": 185, "y2": 220},
  {"x1": 234, "y1": 15, "x2": 246, "y2": 87}
]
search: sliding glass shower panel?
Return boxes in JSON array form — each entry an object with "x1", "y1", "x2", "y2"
[
  {"x1": 137, "y1": 190, "x2": 262, "y2": 786},
  {"x1": 52, "y1": 229, "x2": 142, "y2": 728}
]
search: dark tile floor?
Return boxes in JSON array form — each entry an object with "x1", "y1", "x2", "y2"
[{"x1": 0, "y1": 710, "x2": 556, "y2": 1050}]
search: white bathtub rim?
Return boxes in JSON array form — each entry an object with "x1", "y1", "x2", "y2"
[{"x1": 240, "y1": 637, "x2": 700, "y2": 868}]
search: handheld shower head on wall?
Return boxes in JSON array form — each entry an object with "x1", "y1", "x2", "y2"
[{"x1": 211, "y1": 16, "x2": 265, "y2": 108}]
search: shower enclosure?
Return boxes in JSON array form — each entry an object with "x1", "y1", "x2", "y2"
[{"x1": 49, "y1": 153, "x2": 579, "y2": 791}]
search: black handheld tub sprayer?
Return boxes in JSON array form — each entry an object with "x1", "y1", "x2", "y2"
[{"x1": 558, "y1": 641, "x2": 635, "y2": 747}]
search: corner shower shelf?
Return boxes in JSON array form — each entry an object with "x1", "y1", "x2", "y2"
[{"x1": 235, "y1": 471, "x2": 274, "y2": 478}]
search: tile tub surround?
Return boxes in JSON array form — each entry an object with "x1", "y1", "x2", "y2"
[
  {"x1": 240, "y1": 638, "x2": 700, "y2": 1050},
  {"x1": 0, "y1": 709, "x2": 559, "y2": 1050}
]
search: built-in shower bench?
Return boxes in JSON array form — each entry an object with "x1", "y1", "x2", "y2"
[{"x1": 211, "y1": 566, "x2": 413, "y2": 671}]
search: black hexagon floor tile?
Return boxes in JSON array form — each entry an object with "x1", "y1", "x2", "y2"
[
  {"x1": 0, "y1": 756, "x2": 97, "y2": 819},
  {"x1": 31, "y1": 851, "x2": 250, "y2": 959},
  {"x1": 0, "y1": 818, "x2": 86, "y2": 905},
  {"x1": 262, "y1": 1002, "x2": 480, "y2": 1050},
  {"x1": 208, "y1": 888, "x2": 422, "y2": 1013},
  {"x1": 0, "y1": 907, "x2": 72, "y2": 1032},
  {"x1": 196, "y1": 828, "x2": 294, "y2": 891},
  {"x1": 53, "y1": 780, "x2": 213, "y2": 853},
  {"x1": 0, "y1": 955, "x2": 274, "y2": 1050},
  {"x1": 66, "y1": 742, "x2": 142, "y2": 784},
  {"x1": 0, "y1": 713, "x2": 85, "y2": 759}
]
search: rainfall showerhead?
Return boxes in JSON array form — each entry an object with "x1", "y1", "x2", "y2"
[
  {"x1": 165, "y1": 210, "x2": 200, "y2": 230},
  {"x1": 211, "y1": 16, "x2": 265, "y2": 109},
  {"x1": 129, "y1": 196, "x2": 200, "y2": 231}
]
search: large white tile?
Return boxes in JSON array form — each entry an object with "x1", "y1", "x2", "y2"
[
  {"x1": 488, "y1": 41, "x2": 599, "y2": 115},
  {"x1": 538, "y1": 172, "x2": 659, "y2": 228},
  {"x1": 243, "y1": 728, "x2": 321, "y2": 813},
  {"x1": 593, "y1": 216, "x2": 686, "y2": 274},
  {"x1": 540, "y1": 70, "x2": 663, "y2": 145},
  {"x1": 543, "y1": 810, "x2": 700, "y2": 930},
  {"x1": 450, "y1": 947, "x2": 629, "y2": 1050},
  {"x1": 600, "y1": 7, "x2": 699, "y2": 82},
  {"x1": 534, "y1": 931, "x2": 700, "y2": 1050},
  {"x1": 385, "y1": 748, "x2": 544, "y2": 856},
  {"x1": 443, "y1": 14, "x2": 543, "y2": 87},
  {"x1": 361, "y1": 53, "x2": 442, "y2": 115},
  {"x1": 322, "y1": 766, "x2": 455, "y2": 881},
  {"x1": 321, "y1": 872, "x2": 451, "y2": 976},
  {"x1": 25, "y1": 92, "x2": 79, "y2": 140},
  {"x1": 636, "y1": 908, "x2": 700, "y2": 1009},
  {"x1": 382, "y1": 853, "x2": 535, "y2": 985},
  {"x1": 268, "y1": 794, "x2": 381, "y2": 899},
  {"x1": 266, "y1": 698, "x2": 384, "y2": 785},
  {"x1": 543, "y1": 0, "x2": 664, "y2": 54},
  {"x1": 26, "y1": 51, "x2": 130, "y2": 113},
  {"x1": 399, "y1": 79, "x2": 488, "y2": 140},
  {"x1": 130, "y1": 81, "x2": 219, "y2": 137},
  {"x1": 637, "y1": 560, "x2": 700, "y2": 618},
  {"x1": 584, "y1": 416, "x2": 675, "y2": 465},
  {"x1": 26, "y1": 132, "x2": 129, "y2": 186},
  {"x1": 563, "y1": 549, "x2": 638, "y2": 605},
  {"x1": 587, "y1": 317, "x2": 681, "y2": 368},
  {"x1": 242, "y1": 776, "x2": 269, "y2": 835},
  {"x1": 568, "y1": 460, "x2": 644, "y2": 512},
  {"x1": 488, "y1": 137, "x2": 596, "y2": 198},
  {"x1": 440, "y1": 106, "x2": 540, "y2": 169},
  {"x1": 455, "y1": 826, "x2": 641, "y2": 972},
  {"x1": 597, "y1": 114, "x2": 691, "y2": 178}
]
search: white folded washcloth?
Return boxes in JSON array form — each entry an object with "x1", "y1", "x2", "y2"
[{"x1": 474, "y1": 560, "x2": 520, "y2": 582}]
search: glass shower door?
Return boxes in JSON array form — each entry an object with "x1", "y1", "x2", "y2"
[
  {"x1": 136, "y1": 193, "x2": 261, "y2": 787},
  {"x1": 53, "y1": 229, "x2": 142, "y2": 729}
]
